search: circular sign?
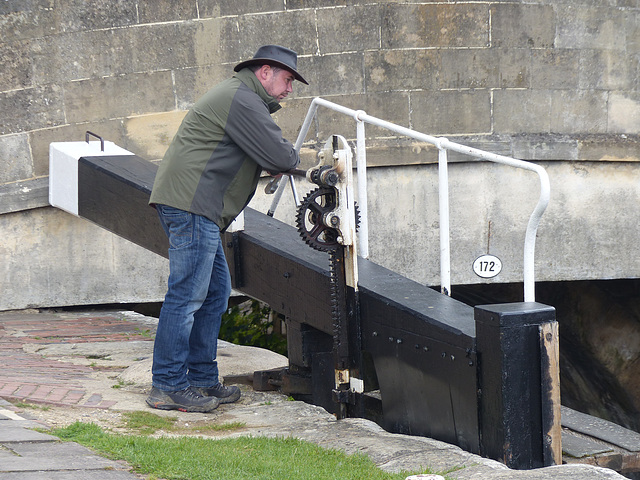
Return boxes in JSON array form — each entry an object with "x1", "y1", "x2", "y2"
[{"x1": 473, "y1": 254, "x2": 502, "y2": 278}]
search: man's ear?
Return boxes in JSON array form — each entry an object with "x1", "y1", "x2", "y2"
[{"x1": 256, "y1": 64, "x2": 272, "y2": 81}]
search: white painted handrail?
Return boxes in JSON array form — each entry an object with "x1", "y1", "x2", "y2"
[{"x1": 269, "y1": 97, "x2": 550, "y2": 302}]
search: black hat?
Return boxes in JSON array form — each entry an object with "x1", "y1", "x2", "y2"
[{"x1": 234, "y1": 45, "x2": 308, "y2": 85}]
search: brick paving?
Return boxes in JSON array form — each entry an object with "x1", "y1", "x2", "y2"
[{"x1": 0, "y1": 310, "x2": 155, "y2": 409}]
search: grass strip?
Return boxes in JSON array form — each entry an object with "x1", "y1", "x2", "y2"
[{"x1": 52, "y1": 421, "x2": 437, "y2": 480}]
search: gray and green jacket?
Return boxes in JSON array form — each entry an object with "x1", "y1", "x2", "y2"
[{"x1": 149, "y1": 68, "x2": 300, "y2": 230}]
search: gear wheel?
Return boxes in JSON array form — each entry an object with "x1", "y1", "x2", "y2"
[
  {"x1": 296, "y1": 187, "x2": 340, "y2": 252},
  {"x1": 296, "y1": 187, "x2": 361, "y2": 252}
]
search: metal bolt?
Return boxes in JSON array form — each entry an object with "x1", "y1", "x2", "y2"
[{"x1": 326, "y1": 171, "x2": 339, "y2": 185}]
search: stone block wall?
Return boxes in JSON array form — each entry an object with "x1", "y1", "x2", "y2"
[
  {"x1": 3, "y1": 0, "x2": 640, "y2": 183},
  {"x1": 2, "y1": 0, "x2": 640, "y2": 309}
]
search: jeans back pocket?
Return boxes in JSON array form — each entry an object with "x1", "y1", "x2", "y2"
[{"x1": 158, "y1": 205, "x2": 194, "y2": 249}]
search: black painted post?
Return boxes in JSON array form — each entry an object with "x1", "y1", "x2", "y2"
[{"x1": 475, "y1": 302, "x2": 560, "y2": 470}]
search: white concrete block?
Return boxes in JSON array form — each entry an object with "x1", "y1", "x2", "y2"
[{"x1": 49, "y1": 141, "x2": 134, "y2": 216}]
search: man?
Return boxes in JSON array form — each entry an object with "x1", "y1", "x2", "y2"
[{"x1": 147, "y1": 45, "x2": 308, "y2": 412}]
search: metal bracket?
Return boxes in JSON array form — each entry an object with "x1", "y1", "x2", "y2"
[{"x1": 85, "y1": 131, "x2": 105, "y2": 152}]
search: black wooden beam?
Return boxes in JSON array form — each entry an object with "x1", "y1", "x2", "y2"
[
  {"x1": 77, "y1": 155, "x2": 168, "y2": 257},
  {"x1": 223, "y1": 208, "x2": 334, "y2": 331}
]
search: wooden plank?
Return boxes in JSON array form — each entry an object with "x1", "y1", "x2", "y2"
[
  {"x1": 562, "y1": 431, "x2": 613, "y2": 458},
  {"x1": 562, "y1": 406, "x2": 640, "y2": 452},
  {"x1": 0, "y1": 177, "x2": 49, "y2": 215},
  {"x1": 562, "y1": 428, "x2": 640, "y2": 475},
  {"x1": 540, "y1": 321, "x2": 562, "y2": 465}
]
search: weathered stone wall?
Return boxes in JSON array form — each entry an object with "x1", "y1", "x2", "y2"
[
  {"x1": 4, "y1": 0, "x2": 639, "y2": 179},
  {"x1": 2, "y1": 0, "x2": 640, "y2": 309}
]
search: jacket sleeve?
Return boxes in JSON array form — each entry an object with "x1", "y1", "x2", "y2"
[{"x1": 225, "y1": 85, "x2": 300, "y2": 173}]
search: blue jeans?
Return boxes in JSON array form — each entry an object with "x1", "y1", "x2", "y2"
[{"x1": 152, "y1": 205, "x2": 231, "y2": 392}]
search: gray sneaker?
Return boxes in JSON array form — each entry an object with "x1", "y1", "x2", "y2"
[
  {"x1": 195, "y1": 383, "x2": 241, "y2": 404},
  {"x1": 146, "y1": 386, "x2": 220, "y2": 412}
]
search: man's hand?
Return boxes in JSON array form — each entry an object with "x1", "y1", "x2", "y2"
[
  {"x1": 264, "y1": 169, "x2": 307, "y2": 194},
  {"x1": 264, "y1": 174, "x2": 282, "y2": 194}
]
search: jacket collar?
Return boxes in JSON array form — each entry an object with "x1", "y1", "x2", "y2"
[{"x1": 235, "y1": 68, "x2": 282, "y2": 114}]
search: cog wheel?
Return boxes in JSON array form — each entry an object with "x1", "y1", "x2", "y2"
[
  {"x1": 296, "y1": 187, "x2": 340, "y2": 252},
  {"x1": 296, "y1": 187, "x2": 362, "y2": 252}
]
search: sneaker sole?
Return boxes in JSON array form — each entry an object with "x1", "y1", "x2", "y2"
[
  {"x1": 217, "y1": 390, "x2": 241, "y2": 404},
  {"x1": 146, "y1": 398, "x2": 219, "y2": 413}
]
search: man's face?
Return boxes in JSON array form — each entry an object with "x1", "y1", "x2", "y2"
[{"x1": 263, "y1": 66, "x2": 295, "y2": 102}]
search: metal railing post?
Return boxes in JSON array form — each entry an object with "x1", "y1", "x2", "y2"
[
  {"x1": 354, "y1": 111, "x2": 369, "y2": 259},
  {"x1": 438, "y1": 143, "x2": 451, "y2": 296}
]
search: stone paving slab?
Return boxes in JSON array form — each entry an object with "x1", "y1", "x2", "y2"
[
  {"x1": 0, "y1": 473, "x2": 141, "y2": 480},
  {"x1": 0, "y1": 423, "x2": 56, "y2": 442},
  {"x1": 0, "y1": 415, "x2": 141, "y2": 479},
  {"x1": 1, "y1": 441, "x2": 126, "y2": 471}
]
